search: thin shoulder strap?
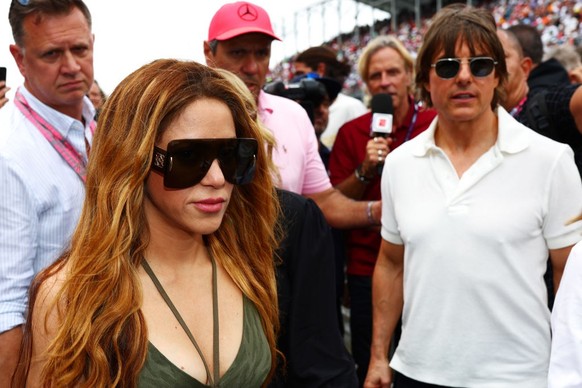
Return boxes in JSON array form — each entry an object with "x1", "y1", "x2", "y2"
[{"x1": 142, "y1": 255, "x2": 220, "y2": 386}]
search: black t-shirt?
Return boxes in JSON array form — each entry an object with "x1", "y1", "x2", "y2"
[{"x1": 516, "y1": 83, "x2": 582, "y2": 176}]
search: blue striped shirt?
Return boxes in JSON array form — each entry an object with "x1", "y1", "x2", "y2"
[{"x1": 0, "y1": 86, "x2": 95, "y2": 332}]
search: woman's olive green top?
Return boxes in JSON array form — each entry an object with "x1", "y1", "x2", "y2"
[{"x1": 138, "y1": 297, "x2": 270, "y2": 387}]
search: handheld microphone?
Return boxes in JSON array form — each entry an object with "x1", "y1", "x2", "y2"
[{"x1": 370, "y1": 93, "x2": 393, "y2": 138}]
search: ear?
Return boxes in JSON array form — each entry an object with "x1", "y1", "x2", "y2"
[
  {"x1": 9, "y1": 44, "x2": 26, "y2": 77},
  {"x1": 520, "y1": 57, "x2": 533, "y2": 78},
  {"x1": 316, "y1": 62, "x2": 326, "y2": 77},
  {"x1": 203, "y1": 41, "x2": 214, "y2": 67}
]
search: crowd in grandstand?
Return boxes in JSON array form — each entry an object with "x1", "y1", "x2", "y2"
[{"x1": 271, "y1": 0, "x2": 582, "y2": 98}]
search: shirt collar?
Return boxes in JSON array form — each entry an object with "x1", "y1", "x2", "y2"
[
  {"x1": 411, "y1": 106, "x2": 530, "y2": 157},
  {"x1": 19, "y1": 86, "x2": 95, "y2": 139},
  {"x1": 258, "y1": 90, "x2": 274, "y2": 116}
]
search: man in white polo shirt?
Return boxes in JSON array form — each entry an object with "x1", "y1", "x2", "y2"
[{"x1": 366, "y1": 5, "x2": 582, "y2": 387}]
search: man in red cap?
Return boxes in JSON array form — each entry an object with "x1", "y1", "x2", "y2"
[{"x1": 204, "y1": 1, "x2": 381, "y2": 231}]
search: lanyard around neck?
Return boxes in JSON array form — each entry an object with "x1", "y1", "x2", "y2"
[
  {"x1": 510, "y1": 96, "x2": 528, "y2": 118},
  {"x1": 404, "y1": 103, "x2": 419, "y2": 142},
  {"x1": 14, "y1": 90, "x2": 95, "y2": 183}
]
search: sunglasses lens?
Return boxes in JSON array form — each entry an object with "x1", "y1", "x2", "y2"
[
  {"x1": 435, "y1": 60, "x2": 460, "y2": 79},
  {"x1": 160, "y1": 139, "x2": 257, "y2": 189},
  {"x1": 470, "y1": 58, "x2": 495, "y2": 77},
  {"x1": 233, "y1": 139, "x2": 257, "y2": 185},
  {"x1": 165, "y1": 143, "x2": 209, "y2": 189}
]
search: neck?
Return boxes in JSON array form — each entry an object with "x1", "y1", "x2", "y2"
[
  {"x1": 24, "y1": 83, "x2": 85, "y2": 121},
  {"x1": 504, "y1": 84, "x2": 529, "y2": 111},
  {"x1": 435, "y1": 110, "x2": 498, "y2": 178},
  {"x1": 394, "y1": 96, "x2": 411, "y2": 128},
  {"x1": 435, "y1": 109, "x2": 498, "y2": 151},
  {"x1": 143, "y1": 212, "x2": 208, "y2": 272}
]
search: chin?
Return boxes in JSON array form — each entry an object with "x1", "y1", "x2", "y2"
[{"x1": 194, "y1": 220, "x2": 224, "y2": 236}]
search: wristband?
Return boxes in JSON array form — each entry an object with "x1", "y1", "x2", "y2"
[{"x1": 367, "y1": 201, "x2": 377, "y2": 225}]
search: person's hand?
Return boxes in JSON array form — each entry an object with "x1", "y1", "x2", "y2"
[
  {"x1": 0, "y1": 82, "x2": 10, "y2": 109},
  {"x1": 363, "y1": 357, "x2": 392, "y2": 388},
  {"x1": 359, "y1": 136, "x2": 392, "y2": 179}
]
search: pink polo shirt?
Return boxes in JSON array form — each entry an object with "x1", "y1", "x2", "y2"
[{"x1": 258, "y1": 91, "x2": 331, "y2": 195}]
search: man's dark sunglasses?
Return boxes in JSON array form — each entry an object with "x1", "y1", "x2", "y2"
[
  {"x1": 151, "y1": 138, "x2": 258, "y2": 189},
  {"x1": 431, "y1": 57, "x2": 498, "y2": 79}
]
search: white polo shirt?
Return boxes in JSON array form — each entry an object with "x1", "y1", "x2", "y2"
[{"x1": 380, "y1": 107, "x2": 582, "y2": 387}]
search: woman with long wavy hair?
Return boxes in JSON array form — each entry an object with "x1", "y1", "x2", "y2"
[{"x1": 13, "y1": 59, "x2": 281, "y2": 387}]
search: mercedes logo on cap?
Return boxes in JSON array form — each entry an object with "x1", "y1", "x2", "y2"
[{"x1": 238, "y1": 3, "x2": 258, "y2": 21}]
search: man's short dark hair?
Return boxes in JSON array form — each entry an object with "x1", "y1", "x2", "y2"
[
  {"x1": 294, "y1": 46, "x2": 352, "y2": 82},
  {"x1": 506, "y1": 24, "x2": 544, "y2": 65},
  {"x1": 9, "y1": 0, "x2": 92, "y2": 46}
]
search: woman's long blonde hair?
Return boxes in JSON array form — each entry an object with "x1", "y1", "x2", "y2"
[{"x1": 14, "y1": 59, "x2": 281, "y2": 387}]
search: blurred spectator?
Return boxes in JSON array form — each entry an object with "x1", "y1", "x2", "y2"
[
  {"x1": 294, "y1": 46, "x2": 367, "y2": 149},
  {"x1": 504, "y1": 24, "x2": 571, "y2": 96},
  {"x1": 87, "y1": 79, "x2": 106, "y2": 120},
  {"x1": 545, "y1": 43, "x2": 582, "y2": 83},
  {"x1": 272, "y1": 0, "x2": 582, "y2": 105},
  {"x1": 498, "y1": 27, "x2": 582, "y2": 176}
]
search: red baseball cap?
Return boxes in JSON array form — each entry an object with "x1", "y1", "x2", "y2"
[{"x1": 208, "y1": 2, "x2": 281, "y2": 41}]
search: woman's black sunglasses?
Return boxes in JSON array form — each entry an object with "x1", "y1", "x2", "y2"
[
  {"x1": 151, "y1": 138, "x2": 257, "y2": 189},
  {"x1": 431, "y1": 57, "x2": 498, "y2": 79}
]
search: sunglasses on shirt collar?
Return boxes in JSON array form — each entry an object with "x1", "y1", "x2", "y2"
[
  {"x1": 151, "y1": 138, "x2": 258, "y2": 189},
  {"x1": 431, "y1": 57, "x2": 498, "y2": 79}
]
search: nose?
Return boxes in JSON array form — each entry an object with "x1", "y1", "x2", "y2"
[
  {"x1": 61, "y1": 51, "x2": 81, "y2": 73},
  {"x1": 241, "y1": 56, "x2": 259, "y2": 75},
  {"x1": 456, "y1": 61, "x2": 473, "y2": 81},
  {"x1": 380, "y1": 72, "x2": 392, "y2": 87},
  {"x1": 201, "y1": 159, "x2": 226, "y2": 186}
]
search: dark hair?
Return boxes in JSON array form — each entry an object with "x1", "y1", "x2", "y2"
[
  {"x1": 9, "y1": 0, "x2": 92, "y2": 46},
  {"x1": 295, "y1": 46, "x2": 352, "y2": 81},
  {"x1": 416, "y1": 4, "x2": 507, "y2": 110},
  {"x1": 507, "y1": 24, "x2": 544, "y2": 65}
]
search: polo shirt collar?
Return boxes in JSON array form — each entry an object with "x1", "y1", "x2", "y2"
[
  {"x1": 258, "y1": 90, "x2": 274, "y2": 116},
  {"x1": 411, "y1": 106, "x2": 530, "y2": 157}
]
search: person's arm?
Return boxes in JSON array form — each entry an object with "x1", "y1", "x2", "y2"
[
  {"x1": 21, "y1": 271, "x2": 62, "y2": 388},
  {"x1": 550, "y1": 244, "x2": 575, "y2": 294},
  {"x1": 569, "y1": 86, "x2": 582, "y2": 135},
  {"x1": 0, "y1": 157, "x2": 39, "y2": 385},
  {"x1": 333, "y1": 136, "x2": 391, "y2": 200},
  {"x1": 306, "y1": 187, "x2": 381, "y2": 229},
  {"x1": 364, "y1": 239, "x2": 404, "y2": 388},
  {"x1": 0, "y1": 326, "x2": 22, "y2": 387},
  {"x1": 548, "y1": 243, "x2": 582, "y2": 387}
]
